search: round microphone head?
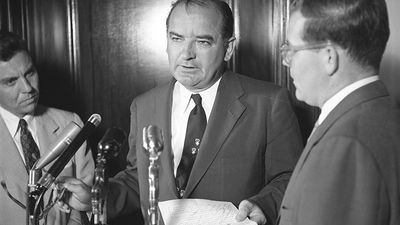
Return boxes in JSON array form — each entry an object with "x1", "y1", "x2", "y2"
[
  {"x1": 98, "y1": 127, "x2": 126, "y2": 157},
  {"x1": 143, "y1": 125, "x2": 164, "y2": 156}
]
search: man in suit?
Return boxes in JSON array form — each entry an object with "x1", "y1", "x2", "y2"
[
  {"x1": 62, "y1": 1, "x2": 303, "y2": 224},
  {"x1": 0, "y1": 31, "x2": 94, "y2": 224},
  {"x1": 278, "y1": 0, "x2": 400, "y2": 224}
]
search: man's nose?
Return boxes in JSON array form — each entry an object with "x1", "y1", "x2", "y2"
[
  {"x1": 19, "y1": 77, "x2": 33, "y2": 92},
  {"x1": 181, "y1": 41, "x2": 196, "y2": 60}
]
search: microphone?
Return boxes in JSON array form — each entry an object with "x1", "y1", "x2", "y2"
[
  {"x1": 143, "y1": 125, "x2": 164, "y2": 225},
  {"x1": 37, "y1": 114, "x2": 102, "y2": 189},
  {"x1": 143, "y1": 125, "x2": 164, "y2": 156},
  {"x1": 34, "y1": 122, "x2": 82, "y2": 170},
  {"x1": 91, "y1": 128, "x2": 126, "y2": 225},
  {"x1": 98, "y1": 127, "x2": 126, "y2": 157}
]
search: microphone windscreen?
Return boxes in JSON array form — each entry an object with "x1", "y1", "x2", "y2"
[
  {"x1": 35, "y1": 121, "x2": 81, "y2": 169},
  {"x1": 143, "y1": 125, "x2": 164, "y2": 154}
]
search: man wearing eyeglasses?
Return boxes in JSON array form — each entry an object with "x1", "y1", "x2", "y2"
[{"x1": 278, "y1": 0, "x2": 400, "y2": 225}]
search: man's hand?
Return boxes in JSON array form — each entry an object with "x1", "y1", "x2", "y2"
[
  {"x1": 56, "y1": 177, "x2": 92, "y2": 212},
  {"x1": 236, "y1": 200, "x2": 267, "y2": 225}
]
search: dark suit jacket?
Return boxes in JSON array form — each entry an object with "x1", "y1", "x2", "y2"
[
  {"x1": 0, "y1": 106, "x2": 94, "y2": 225},
  {"x1": 108, "y1": 71, "x2": 303, "y2": 224},
  {"x1": 279, "y1": 81, "x2": 400, "y2": 225}
]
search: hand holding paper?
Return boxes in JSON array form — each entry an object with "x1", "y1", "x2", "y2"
[
  {"x1": 159, "y1": 199, "x2": 257, "y2": 225},
  {"x1": 236, "y1": 200, "x2": 267, "y2": 225}
]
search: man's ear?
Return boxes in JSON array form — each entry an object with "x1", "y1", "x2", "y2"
[
  {"x1": 322, "y1": 46, "x2": 339, "y2": 76},
  {"x1": 224, "y1": 37, "x2": 236, "y2": 61}
]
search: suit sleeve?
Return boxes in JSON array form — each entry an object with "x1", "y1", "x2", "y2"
[
  {"x1": 249, "y1": 89, "x2": 303, "y2": 225},
  {"x1": 66, "y1": 113, "x2": 95, "y2": 225},
  {"x1": 290, "y1": 136, "x2": 388, "y2": 225},
  {"x1": 106, "y1": 99, "x2": 141, "y2": 219}
]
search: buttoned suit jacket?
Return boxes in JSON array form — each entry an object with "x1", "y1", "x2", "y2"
[
  {"x1": 278, "y1": 81, "x2": 400, "y2": 225},
  {"x1": 0, "y1": 106, "x2": 94, "y2": 225},
  {"x1": 108, "y1": 71, "x2": 303, "y2": 224}
]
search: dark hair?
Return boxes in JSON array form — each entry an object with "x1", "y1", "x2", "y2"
[
  {"x1": 292, "y1": 0, "x2": 390, "y2": 70},
  {"x1": 166, "y1": 0, "x2": 234, "y2": 40},
  {"x1": 0, "y1": 31, "x2": 28, "y2": 61}
]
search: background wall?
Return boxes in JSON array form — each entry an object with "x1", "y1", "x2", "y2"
[{"x1": 381, "y1": 0, "x2": 400, "y2": 103}]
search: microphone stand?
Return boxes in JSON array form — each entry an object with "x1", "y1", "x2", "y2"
[
  {"x1": 143, "y1": 126, "x2": 164, "y2": 225},
  {"x1": 26, "y1": 168, "x2": 43, "y2": 225},
  {"x1": 91, "y1": 147, "x2": 109, "y2": 225},
  {"x1": 91, "y1": 127, "x2": 126, "y2": 225}
]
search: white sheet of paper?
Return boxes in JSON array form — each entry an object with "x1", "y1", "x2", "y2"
[{"x1": 159, "y1": 199, "x2": 257, "y2": 225}]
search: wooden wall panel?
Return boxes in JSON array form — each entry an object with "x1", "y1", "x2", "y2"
[
  {"x1": 79, "y1": 0, "x2": 172, "y2": 129},
  {"x1": 78, "y1": 0, "x2": 174, "y2": 177},
  {"x1": 233, "y1": 0, "x2": 317, "y2": 141},
  {"x1": 233, "y1": 0, "x2": 274, "y2": 81},
  {"x1": 24, "y1": 0, "x2": 78, "y2": 113},
  {"x1": 381, "y1": 0, "x2": 400, "y2": 104},
  {"x1": 0, "y1": 0, "x2": 25, "y2": 35}
]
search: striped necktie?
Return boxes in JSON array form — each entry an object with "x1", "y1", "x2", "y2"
[{"x1": 19, "y1": 119, "x2": 41, "y2": 172}]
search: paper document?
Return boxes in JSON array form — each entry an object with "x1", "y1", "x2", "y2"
[{"x1": 159, "y1": 199, "x2": 257, "y2": 225}]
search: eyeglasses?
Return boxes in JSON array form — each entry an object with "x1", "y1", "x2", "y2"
[{"x1": 280, "y1": 41, "x2": 332, "y2": 66}]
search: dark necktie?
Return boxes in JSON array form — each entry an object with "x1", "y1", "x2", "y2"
[
  {"x1": 175, "y1": 94, "x2": 207, "y2": 198},
  {"x1": 19, "y1": 119, "x2": 41, "y2": 172}
]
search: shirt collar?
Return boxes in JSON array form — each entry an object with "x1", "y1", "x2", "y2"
[
  {"x1": 0, "y1": 106, "x2": 36, "y2": 137},
  {"x1": 173, "y1": 77, "x2": 222, "y2": 117},
  {"x1": 318, "y1": 75, "x2": 379, "y2": 125}
]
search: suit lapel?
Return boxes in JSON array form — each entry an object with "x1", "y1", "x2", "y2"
[
  {"x1": 0, "y1": 107, "x2": 61, "y2": 211},
  {"x1": 290, "y1": 81, "x2": 389, "y2": 183},
  {"x1": 34, "y1": 107, "x2": 60, "y2": 159},
  {"x1": 184, "y1": 72, "x2": 246, "y2": 197},
  {"x1": 0, "y1": 115, "x2": 29, "y2": 205},
  {"x1": 154, "y1": 80, "x2": 179, "y2": 199}
]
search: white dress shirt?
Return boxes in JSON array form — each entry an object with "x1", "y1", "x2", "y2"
[
  {"x1": 171, "y1": 78, "x2": 221, "y2": 176},
  {"x1": 0, "y1": 106, "x2": 40, "y2": 164},
  {"x1": 317, "y1": 75, "x2": 380, "y2": 125}
]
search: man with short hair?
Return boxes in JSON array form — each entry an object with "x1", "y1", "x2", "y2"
[
  {"x1": 62, "y1": 1, "x2": 303, "y2": 224},
  {"x1": 278, "y1": 0, "x2": 400, "y2": 224},
  {"x1": 0, "y1": 31, "x2": 94, "y2": 225}
]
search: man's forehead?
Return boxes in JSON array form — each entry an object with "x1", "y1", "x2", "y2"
[
  {"x1": 0, "y1": 52, "x2": 33, "y2": 78},
  {"x1": 167, "y1": 4, "x2": 223, "y2": 34},
  {"x1": 288, "y1": 11, "x2": 306, "y2": 43}
]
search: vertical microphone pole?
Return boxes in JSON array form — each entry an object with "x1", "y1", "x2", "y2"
[
  {"x1": 91, "y1": 151, "x2": 107, "y2": 225},
  {"x1": 143, "y1": 125, "x2": 164, "y2": 225},
  {"x1": 27, "y1": 169, "x2": 42, "y2": 225},
  {"x1": 92, "y1": 128, "x2": 126, "y2": 225}
]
